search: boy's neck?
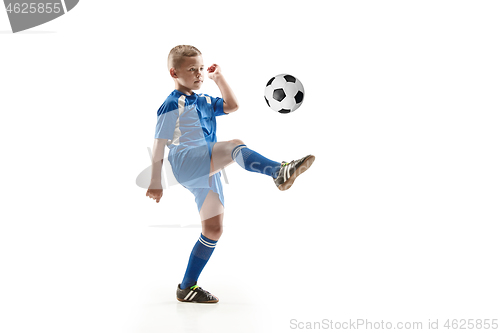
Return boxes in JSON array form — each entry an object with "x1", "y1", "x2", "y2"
[{"x1": 175, "y1": 84, "x2": 194, "y2": 96}]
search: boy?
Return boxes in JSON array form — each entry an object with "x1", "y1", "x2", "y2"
[{"x1": 146, "y1": 45, "x2": 315, "y2": 303}]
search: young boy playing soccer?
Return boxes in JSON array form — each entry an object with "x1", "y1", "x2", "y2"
[{"x1": 146, "y1": 45, "x2": 315, "y2": 303}]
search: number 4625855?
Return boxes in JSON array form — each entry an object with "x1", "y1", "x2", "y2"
[{"x1": 6, "y1": 3, "x2": 62, "y2": 14}]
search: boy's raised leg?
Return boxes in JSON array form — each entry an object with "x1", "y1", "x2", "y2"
[
  {"x1": 210, "y1": 139, "x2": 315, "y2": 190},
  {"x1": 210, "y1": 139, "x2": 281, "y2": 178}
]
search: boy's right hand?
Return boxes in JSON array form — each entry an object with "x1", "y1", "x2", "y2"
[{"x1": 146, "y1": 187, "x2": 163, "y2": 203}]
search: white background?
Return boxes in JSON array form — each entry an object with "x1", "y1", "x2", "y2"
[{"x1": 1, "y1": 1, "x2": 499, "y2": 332}]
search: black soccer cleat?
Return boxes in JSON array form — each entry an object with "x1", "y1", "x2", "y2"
[
  {"x1": 176, "y1": 284, "x2": 219, "y2": 303},
  {"x1": 274, "y1": 155, "x2": 315, "y2": 191}
]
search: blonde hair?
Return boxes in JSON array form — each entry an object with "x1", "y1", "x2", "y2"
[{"x1": 168, "y1": 45, "x2": 202, "y2": 69}]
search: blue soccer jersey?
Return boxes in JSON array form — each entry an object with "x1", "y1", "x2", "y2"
[
  {"x1": 154, "y1": 89, "x2": 227, "y2": 211},
  {"x1": 155, "y1": 89, "x2": 226, "y2": 154}
]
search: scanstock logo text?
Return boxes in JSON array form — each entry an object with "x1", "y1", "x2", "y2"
[{"x1": 3, "y1": 0, "x2": 79, "y2": 33}]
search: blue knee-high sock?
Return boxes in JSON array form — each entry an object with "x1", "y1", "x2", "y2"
[
  {"x1": 231, "y1": 145, "x2": 281, "y2": 178},
  {"x1": 180, "y1": 234, "x2": 218, "y2": 289}
]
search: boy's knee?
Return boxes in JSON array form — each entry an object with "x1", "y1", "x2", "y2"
[
  {"x1": 204, "y1": 226, "x2": 223, "y2": 241},
  {"x1": 230, "y1": 139, "x2": 245, "y2": 146},
  {"x1": 229, "y1": 139, "x2": 246, "y2": 158},
  {"x1": 213, "y1": 228, "x2": 223, "y2": 240}
]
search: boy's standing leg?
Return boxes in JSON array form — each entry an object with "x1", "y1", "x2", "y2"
[{"x1": 176, "y1": 190, "x2": 223, "y2": 303}]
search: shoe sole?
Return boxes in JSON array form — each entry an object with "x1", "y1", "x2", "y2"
[
  {"x1": 176, "y1": 297, "x2": 219, "y2": 303},
  {"x1": 278, "y1": 155, "x2": 315, "y2": 191}
]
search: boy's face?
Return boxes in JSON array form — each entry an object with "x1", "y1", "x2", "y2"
[{"x1": 172, "y1": 55, "x2": 204, "y2": 94}]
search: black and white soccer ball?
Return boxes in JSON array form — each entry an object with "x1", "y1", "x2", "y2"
[{"x1": 264, "y1": 74, "x2": 304, "y2": 113}]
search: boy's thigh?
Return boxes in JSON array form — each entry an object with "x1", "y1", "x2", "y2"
[{"x1": 200, "y1": 190, "x2": 224, "y2": 222}]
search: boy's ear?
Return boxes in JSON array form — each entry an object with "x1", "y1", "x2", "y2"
[{"x1": 169, "y1": 68, "x2": 178, "y2": 78}]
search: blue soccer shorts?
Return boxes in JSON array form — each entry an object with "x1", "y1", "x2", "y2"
[{"x1": 167, "y1": 142, "x2": 224, "y2": 212}]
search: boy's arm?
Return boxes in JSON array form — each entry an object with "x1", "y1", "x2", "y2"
[
  {"x1": 207, "y1": 64, "x2": 239, "y2": 114},
  {"x1": 146, "y1": 138, "x2": 167, "y2": 203},
  {"x1": 150, "y1": 138, "x2": 167, "y2": 188}
]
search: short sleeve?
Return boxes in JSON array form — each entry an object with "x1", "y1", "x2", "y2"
[
  {"x1": 155, "y1": 100, "x2": 179, "y2": 140},
  {"x1": 210, "y1": 96, "x2": 226, "y2": 116}
]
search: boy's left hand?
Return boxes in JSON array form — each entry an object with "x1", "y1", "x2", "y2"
[{"x1": 207, "y1": 64, "x2": 222, "y2": 80}]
